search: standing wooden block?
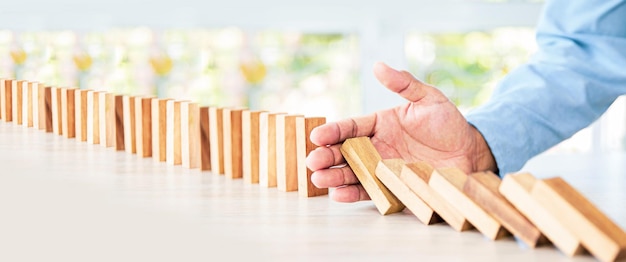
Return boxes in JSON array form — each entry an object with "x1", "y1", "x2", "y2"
[
  {"x1": 123, "y1": 96, "x2": 136, "y2": 154},
  {"x1": 259, "y1": 112, "x2": 283, "y2": 187},
  {"x1": 99, "y1": 93, "x2": 110, "y2": 147},
  {"x1": 61, "y1": 88, "x2": 76, "y2": 138},
  {"x1": 242, "y1": 110, "x2": 263, "y2": 184},
  {"x1": 166, "y1": 100, "x2": 182, "y2": 165},
  {"x1": 0, "y1": 79, "x2": 3, "y2": 121},
  {"x1": 429, "y1": 168, "x2": 508, "y2": 240},
  {"x1": 51, "y1": 87, "x2": 62, "y2": 135},
  {"x1": 87, "y1": 91, "x2": 101, "y2": 144},
  {"x1": 275, "y1": 114, "x2": 301, "y2": 191},
  {"x1": 42, "y1": 87, "x2": 52, "y2": 132},
  {"x1": 135, "y1": 97, "x2": 152, "y2": 158},
  {"x1": 199, "y1": 107, "x2": 211, "y2": 171},
  {"x1": 31, "y1": 82, "x2": 39, "y2": 129},
  {"x1": 181, "y1": 102, "x2": 200, "y2": 169},
  {"x1": 296, "y1": 117, "x2": 327, "y2": 197},
  {"x1": 531, "y1": 177, "x2": 626, "y2": 262},
  {"x1": 223, "y1": 108, "x2": 244, "y2": 179},
  {"x1": 75, "y1": 90, "x2": 89, "y2": 141},
  {"x1": 38, "y1": 84, "x2": 47, "y2": 130},
  {"x1": 12, "y1": 80, "x2": 23, "y2": 125},
  {"x1": 22, "y1": 81, "x2": 33, "y2": 127},
  {"x1": 401, "y1": 162, "x2": 472, "y2": 232},
  {"x1": 104, "y1": 94, "x2": 124, "y2": 150},
  {"x1": 151, "y1": 98, "x2": 168, "y2": 162},
  {"x1": 375, "y1": 159, "x2": 439, "y2": 224},
  {"x1": 339, "y1": 137, "x2": 404, "y2": 215},
  {"x1": 500, "y1": 173, "x2": 583, "y2": 256},
  {"x1": 208, "y1": 107, "x2": 224, "y2": 174},
  {"x1": 464, "y1": 171, "x2": 545, "y2": 248},
  {"x1": 1, "y1": 79, "x2": 12, "y2": 122},
  {"x1": 114, "y1": 95, "x2": 125, "y2": 151}
]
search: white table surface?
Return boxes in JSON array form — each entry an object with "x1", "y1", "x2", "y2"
[{"x1": 1, "y1": 122, "x2": 624, "y2": 262}]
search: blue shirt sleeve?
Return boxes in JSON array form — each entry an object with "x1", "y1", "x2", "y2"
[{"x1": 465, "y1": 0, "x2": 626, "y2": 175}]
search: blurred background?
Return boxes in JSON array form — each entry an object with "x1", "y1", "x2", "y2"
[{"x1": 0, "y1": 0, "x2": 624, "y2": 154}]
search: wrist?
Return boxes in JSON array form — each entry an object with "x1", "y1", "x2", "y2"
[{"x1": 470, "y1": 125, "x2": 498, "y2": 173}]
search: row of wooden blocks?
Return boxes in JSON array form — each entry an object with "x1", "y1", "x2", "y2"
[
  {"x1": 341, "y1": 137, "x2": 626, "y2": 262},
  {"x1": 0, "y1": 79, "x2": 328, "y2": 197}
]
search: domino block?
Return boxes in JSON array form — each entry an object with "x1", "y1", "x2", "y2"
[
  {"x1": 104, "y1": 94, "x2": 124, "y2": 150},
  {"x1": 259, "y1": 112, "x2": 284, "y2": 187},
  {"x1": 242, "y1": 110, "x2": 263, "y2": 183},
  {"x1": 87, "y1": 91, "x2": 101, "y2": 144},
  {"x1": 12, "y1": 80, "x2": 23, "y2": 125},
  {"x1": 464, "y1": 171, "x2": 546, "y2": 248},
  {"x1": 295, "y1": 117, "x2": 327, "y2": 197},
  {"x1": 500, "y1": 173, "x2": 584, "y2": 256},
  {"x1": 208, "y1": 107, "x2": 224, "y2": 174},
  {"x1": 31, "y1": 82, "x2": 39, "y2": 129},
  {"x1": 151, "y1": 98, "x2": 168, "y2": 162},
  {"x1": 42, "y1": 87, "x2": 52, "y2": 132},
  {"x1": 429, "y1": 168, "x2": 508, "y2": 240},
  {"x1": 166, "y1": 100, "x2": 181, "y2": 165},
  {"x1": 275, "y1": 114, "x2": 301, "y2": 191},
  {"x1": 223, "y1": 108, "x2": 244, "y2": 179},
  {"x1": 22, "y1": 81, "x2": 33, "y2": 127},
  {"x1": 531, "y1": 177, "x2": 626, "y2": 262},
  {"x1": 75, "y1": 89, "x2": 89, "y2": 141},
  {"x1": 375, "y1": 159, "x2": 439, "y2": 224},
  {"x1": 114, "y1": 95, "x2": 124, "y2": 150},
  {"x1": 400, "y1": 162, "x2": 472, "y2": 232},
  {"x1": 339, "y1": 137, "x2": 404, "y2": 215},
  {"x1": 1, "y1": 79, "x2": 12, "y2": 121},
  {"x1": 199, "y1": 107, "x2": 211, "y2": 171},
  {"x1": 181, "y1": 102, "x2": 200, "y2": 169},
  {"x1": 51, "y1": 87, "x2": 62, "y2": 135},
  {"x1": 61, "y1": 88, "x2": 76, "y2": 138},
  {"x1": 0, "y1": 79, "x2": 3, "y2": 121},
  {"x1": 99, "y1": 93, "x2": 109, "y2": 146},
  {"x1": 135, "y1": 97, "x2": 152, "y2": 158},
  {"x1": 38, "y1": 84, "x2": 47, "y2": 130},
  {"x1": 123, "y1": 95, "x2": 136, "y2": 154}
]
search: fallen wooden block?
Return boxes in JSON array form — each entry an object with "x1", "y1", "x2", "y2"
[
  {"x1": 181, "y1": 102, "x2": 200, "y2": 169},
  {"x1": 296, "y1": 117, "x2": 327, "y2": 197},
  {"x1": 375, "y1": 159, "x2": 439, "y2": 224},
  {"x1": 61, "y1": 88, "x2": 76, "y2": 138},
  {"x1": 1, "y1": 79, "x2": 12, "y2": 122},
  {"x1": 208, "y1": 107, "x2": 224, "y2": 174},
  {"x1": 223, "y1": 108, "x2": 244, "y2": 179},
  {"x1": 12, "y1": 80, "x2": 23, "y2": 125},
  {"x1": 276, "y1": 114, "x2": 301, "y2": 192},
  {"x1": 51, "y1": 87, "x2": 62, "y2": 135},
  {"x1": 135, "y1": 97, "x2": 152, "y2": 158},
  {"x1": 464, "y1": 171, "x2": 546, "y2": 248},
  {"x1": 87, "y1": 91, "x2": 101, "y2": 144},
  {"x1": 151, "y1": 98, "x2": 168, "y2": 162},
  {"x1": 259, "y1": 112, "x2": 284, "y2": 188},
  {"x1": 166, "y1": 100, "x2": 182, "y2": 165},
  {"x1": 400, "y1": 162, "x2": 471, "y2": 232},
  {"x1": 75, "y1": 89, "x2": 89, "y2": 141},
  {"x1": 123, "y1": 95, "x2": 136, "y2": 154},
  {"x1": 242, "y1": 110, "x2": 263, "y2": 183},
  {"x1": 531, "y1": 177, "x2": 626, "y2": 262},
  {"x1": 429, "y1": 168, "x2": 508, "y2": 240},
  {"x1": 199, "y1": 107, "x2": 211, "y2": 171},
  {"x1": 43, "y1": 86, "x2": 52, "y2": 132},
  {"x1": 500, "y1": 173, "x2": 583, "y2": 256},
  {"x1": 339, "y1": 137, "x2": 404, "y2": 215}
]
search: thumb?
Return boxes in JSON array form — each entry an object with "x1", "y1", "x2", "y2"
[{"x1": 373, "y1": 62, "x2": 440, "y2": 103}]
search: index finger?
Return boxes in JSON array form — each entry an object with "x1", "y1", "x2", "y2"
[{"x1": 310, "y1": 114, "x2": 376, "y2": 146}]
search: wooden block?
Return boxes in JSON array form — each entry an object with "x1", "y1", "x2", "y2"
[
  {"x1": 275, "y1": 114, "x2": 301, "y2": 191},
  {"x1": 259, "y1": 112, "x2": 283, "y2": 187},
  {"x1": 100, "y1": 93, "x2": 110, "y2": 147},
  {"x1": 38, "y1": 84, "x2": 47, "y2": 130},
  {"x1": 223, "y1": 108, "x2": 244, "y2": 179},
  {"x1": 31, "y1": 82, "x2": 39, "y2": 129},
  {"x1": 339, "y1": 137, "x2": 404, "y2": 215},
  {"x1": 1, "y1": 79, "x2": 12, "y2": 122},
  {"x1": 151, "y1": 98, "x2": 168, "y2": 162},
  {"x1": 181, "y1": 102, "x2": 200, "y2": 169},
  {"x1": 429, "y1": 168, "x2": 508, "y2": 240},
  {"x1": 0, "y1": 79, "x2": 3, "y2": 121},
  {"x1": 208, "y1": 107, "x2": 224, "y2": 174},
  {"x1": 135, "y1": 97, "x2": 152, "y2": 158},
  {"x1": 51, "y1": 87, "x2": 62, "y2": 135},
  {"x1": 375, "y1": 159, "x2": 439, "y2": 224},
  {"x1": 43, "y1": 87, "x2": 52, "y2": 132},
  {"x1": 12, "y1": 80, "x2": 23, "y2": 125},
  {"x1": 242, "y1": 110, "x2": 262, "y2": 183},
  {"x1": 295, "y1": 117, "x2": 327, "y2": 197},
  {"x1": 114, "y1": 95, "x2": 124, "y2": 151},
  {"x1": 166, "y1": 100, "x2": 181, "y2": 165},
  {"x1": 103, "y1": 94, "x2": 124, "y2": 150},
  {"x1": 531, "y1": 177, "x2": 626, "y2": 262},
  {"x1": 61, "y1": 88, "x2": 76, "y2": 138},
  {"x1": 87, "y1": 91, "x2": 100, "y2": 144},
  {"x1": 401, "y1": 162, "x2": 472, "y2": 232},
  {"x1": 464, "y1": 171, "x2": 546, "y2": 247},
  {"x1": 199, "y1": 107, "x2": 211, "y2": 171},
  {"x1": 123, "y1": 95, "x2": 136, "y2": 154},
  {"x1": 500, "y1": 173, "x2": 584, "y2": 256},
  {"x1": 22, "y1": 81, "x2": 33, "y2": 127},
  {"x1": 75, "y1": 90, "x2": 89, "y2": 141}
]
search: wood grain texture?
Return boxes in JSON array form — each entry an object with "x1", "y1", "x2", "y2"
[
  {"x1": 464, "y1": 171, "x2": 546, "y2": 248},
  {"x1": 296, "y1": 117, "x2": 327, "y2": 197},
  {"x1": 259, "y1": 112, "x2": 283, "y2": 188},
  {"x1": 376, "y1": 159, "x2": 439, "y2": 224},
  {"x1": 531, "y1": 177, "x2": 626, "y2": 262},
  {"x1": 61, "y1": 88, "x2": 76, "y2": 138},
  {"x1": 223, "y1": 108, "x2": 244, "y2": 179},
  {"x1": 75, "y1": 90, "x2": 89, "y2": 141},
  {"x1": 51, "y1": 87, "x2": 62, "y2": 135},
  {"x1": 276, "y1": 114, "x2": 301, "y2": 192},
  {"x1": 114, "y1": 95, "x2": 125, "y2": 151},
  {"x1": 166, "y1": 100, "x2": 182, "y2": 165},
  {"x1": 100, "y1": 93, "x2": 110, "y2": 147},
  {"x1": 31, "y1": 82, "x2": 39, "y2": 129},
  {"x1": 22, "y1": 82, "x2": 33, "y2": 127},
  {"x1": 151, "y1": 98, "x2": 168, "y2": 162},
  {"x1": 43, "y1": 87, "x2": 52, "y2": 132},
  {"x1": 104, "y1": 93, "x2": 117, "y2": 148},
  {"x1": 123, "y1": 96, "x2": 136, "y2": 154},
  {"x1": 87, "y1": 91, "x2": 100, "y2": 144},
  {"x1": 242, "y1": 110, "x2": 263, "y2": 183},
  {"x1": 429, "y1": 168, "x2": 508, "y2": 240},
  {"x1": 135, "y1": 97, "x2": 152, "y2": 158},
  {"x1": 340, "y1": 137, "x2": 404, "y2": 215},
  {"x1": 12, "y1": 80, "x2": 23, "y2": 125},
  {"x1": 0, "y1": 79, "x2": 4, "y2": 121},
  {"x1": 208, "y1": 107, "x2": 224, "y2": 174},
  {"x1": 181, "y1": 102, "x2": 200, "y2": 169},
  {"x1": 400, "y1": 162, "x2": 472, "y2": 232},
  {"x1": 199, "y1": 107, "x2": 211, "y2": 171},
  {"x1": 38, "y1": 84, "x2": 46, "y2": 130},
  {"x1": 1, "y1": 79, "x2": 12, "y2": 122},
  {"x1": 500, "y1": 173, "x2": 584, "y2": 256}
]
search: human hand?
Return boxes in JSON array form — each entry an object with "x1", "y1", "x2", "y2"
[{"x1": 305, "y1": 62, "x2": 497, "y2": 202}]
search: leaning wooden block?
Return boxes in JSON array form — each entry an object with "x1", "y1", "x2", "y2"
[
  {"x1": 61, "y1": 88, "x2": 76, "y2": 138},
  {"x1": 135, "y1": 97, "x2": 152, "y2": 158},
  {"x1": 51, "y1": 87, "x2": 62, "y2": 135},
  {"x1": 295, "y1": 117, "x2": 327, "y2": 197},
  {"x1": 276, "y1": 114, "x2": 301, "y2": 192},
  {"x1": 123, "y1": 95, "x2": 136, "y2": 154},
  {"x1": 401, "y1": 162, "x2": 471, "y2": 232},
  {"x1": 208, "y1": 107, "x2": 224, "y2": 174},
  {"x1": 151, "y1": 98, "x2": 168, "y2": 162},
  {"x1": 429, "y1": 168, "x2": 508, "y2": 240},
  {"x1": 75, "y1": 89, "x2": 89, "y2": 141},
  {"x1": 259, "y1": 112, "x2": 283, "y2": 187},
  {"x1": 464, "y1": 171, "x2": 546, "y2": 248},
  {"x1": 376, "y1": 159, "x2": 438, "y2": 224},
  {"x1": 242, "y1": 110, "x2": 263, "y2": 183},
  {"x1": 12, "y1": 80, "x2": 23, "y2": 125},
  {"x1": 1, "y1": 79, "x2": 12, "y2": 122},
  {"x1": 87, "y1": 91, "x2": 101, "y2": 144},
  {"x1": 500, "y1": 173, "x2": 584, "y2": 256},
  {"x1": 340, "y1": 137, "x2": 404, "y2": 215},
  {"x1": 181, "y1": 102, "x2": 200, "y2": 169},
  {"x1": 199, "y1": 107, "x2": 211, "y2": 171},
  {"x1": 531, "y1": 177, "x2": 626, "y2": 262},
  {"x1": 166, "y1": 100, "x2": 182, "y2": 165},
  {"x1": 223, "y1": 108, "x2": 244, "y2": 179}
]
